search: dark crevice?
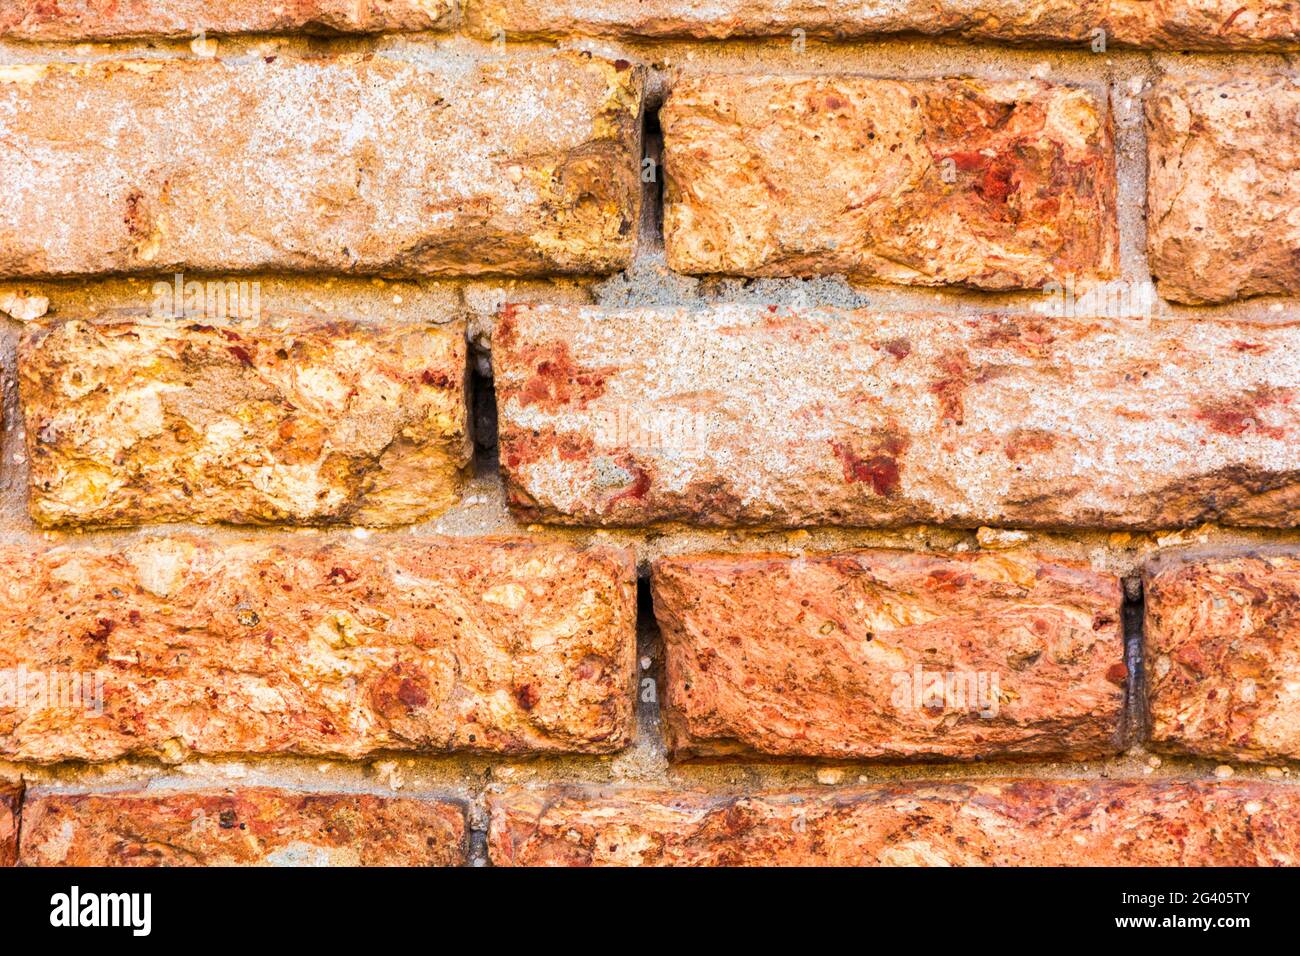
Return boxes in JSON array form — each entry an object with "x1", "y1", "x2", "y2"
[
  {"x1": 469, "y1": 348, "x2": 498, "y2": 480},
  {"x1": 635, "y1": 572, "x2": 664, "y2": 743},
  {"x1": 1121, "y1": 574, "x2": 1148, "y2": 750},
  {"x1": 640, "y1": 100, "x2": 665, "y2": 250}
]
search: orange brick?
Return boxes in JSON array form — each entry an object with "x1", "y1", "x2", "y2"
[
  {"x1": 0, "y1": 783, "x2": 18, "y2": 867},
  {"x1": 1145, "y1": 548, "x2": 1300, "y2": 762},
  {"x1": 0, "y1": 0, "x2": 456, "y2": 39},
  {"x1": 489, "y1": 780, "x2": 1300, "y2": 866},
  {"x1": 1147, "y1": 76, "x2": 1300, "y2": 303},
  {"x1": 654, "y1": 549, "x2": 1125, "y2": 760},
  {"x1": 468, "y1": 0, "x2": 1300, "y2": 49},
  {"x1": 0, "y1": 54, "x2": 641, "y2": 279},
  {"x1": 20, "y1": 788, "x2": 467, "y2": 866},
  {"x1": 19, "y1": 319, "x2": 470, "y2": 528},
  {"x1": 0, "y1": 536, "x2": 637, "y2": 763},
  {"x1": 660, "y1": 74, "x2": 1117, "y2": 289}
]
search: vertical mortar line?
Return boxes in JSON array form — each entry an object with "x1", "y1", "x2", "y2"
[
  {"x1": 465, "y1": 290, "x2": 496, "y2": 866},
  {"x1": 466, "y1": 791, "x2": 490, "y2": 867},
  {"x1": 636, "y1": 571, "x2": 666, "y2": 749},
  {"x1": 1121, "y1": 573, "x2": 1148, "y2": 752},
  {"x1": 639, "y1": 78, "x2": 666, "y2": 253},
  {"x1": 468, "y1": 315, "x2": 499, "y2": 481},
  {"x1": 0, "y1": 321, "x2": 25, "y2": 509}
]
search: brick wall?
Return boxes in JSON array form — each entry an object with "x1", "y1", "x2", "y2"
[{"x1": 0, "y1": 1, "x2": 1298, "y2": 867}]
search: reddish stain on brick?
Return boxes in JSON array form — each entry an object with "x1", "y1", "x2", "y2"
[
  {"x1": 880, "y1": 337, "x2": 912, "y2": 360},
  {"x1": 977, "y1": 156, "x2": 1020, "y2": 205},
  {"x1": 929, "y1": 351, "x2": 973, "y2": 424},
  {"x1": 514, "y1": 684, "x2": 540, "y2": 711},
  {"x1": 830, "y1": 442, "x2": 902, "y2": 496},
  {"x1": 1004, "y1": 427, "x2": 1060, "y2": 461},
  {"x1": 502, "y1": 427, "x2": 595, "y2": 471},
  {"x1": 517, "y1": 342, "x2": 611, "y2": 411},
  {"x1": 606, "y1": 458, "x2": 653, "y2": 507},
  {"x1": 1194, "y1": 388, "x2": 1290, "y2": 439}
]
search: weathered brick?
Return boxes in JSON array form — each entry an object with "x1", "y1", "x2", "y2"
[
  {"x1": 0, "y1": 53, "x2": 641, "y2": 279},
  {"x1": 661, "y1": 74, "x2": 1117, "y2": 290},
  {"x1": 1147, "y1": 76, "x2": 1300, "y2": 303},
  {"x1": 0, "y1": 783, "x2": 19, "y2": 867},
  {"x1": 0, "y1": 536, "x2": 637, "y2": 763},
  {"x1": 468, "y1": 1, "x2": 1300, "y2": 48},
  {"x1": 488, "y1": 780, "x2": 1300, "y2": 866},
  {"x1": 20, "y1": 788, "x2": 467, "y2": 866},
  {"x1": 1109, "y1": 1, "x2": 1300, "y2": 48},
  {"x1": 0, "y1": 0, "x2": 456, "y2": 39},
  {"x1": 495, "y1": 304, "x2": 1300, "y2": 529},
  {"x1": 1144, "y1": 549, "x2": 1300, "y2": 762},
  {"x1": 19, "y1": 318, "x2": 470, "y2": 528},
  {"x1": 465, "y1": 0, "x2": 1103, "y2": 41},
  {"x1": 653, "y1": 549, "x2": 1125, "y2": 760}
]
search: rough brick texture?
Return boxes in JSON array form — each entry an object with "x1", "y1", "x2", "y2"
[
  {"x1": 489, "y1": 780, "x2": 1300, "y2": 866},
  {"x1": 0, "y1": 53, "x2": 641, "y2": 279},
  {"x1": 661, "y1": 75, "x2": 1117, "y2": 290},
  {"x1": 1147, "y1": 76, "x2": 1300, "y2": 303},
  {"x1": 0, "y1": 784, "x2": 18, "y2": 867},
  {"x1": 1144, "y1": 549, "x2": 1300, "y2": 762},
  {"x1": 495, "y1": 304, "x2": 1300, "y2": 529},
  {"x1": 19, "y1": 319, "x2": 470, "y2": 528},
  {"x1": 0, "y1": 0, "x2": 456, "y2": 39},
  {"x1": 466, "y1": 0, "x2": 1104, "y2": 41},
  {"x1": 653, "y1": 549, "x2": 1125, "y2": 760},
  {"x1": 20, "y1": 788, "x2": 467, "y2": 866},
  {"x1": 0, "y1": 537, "x2": 637, "y2": 763},
  {"x1": 1109, "y1": 1, "x2": 1300, "y2": 47},
  {"x1": 468, "y1": 1, "x2": 1300, "y2": 48}
]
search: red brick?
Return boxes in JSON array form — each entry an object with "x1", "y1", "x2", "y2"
[
  {"x1": 1144, "y1": 548, "x2": 1300, "y2": 762},
  {"x1": 0, "y1": 53, "x2": 641, "y2": 279},
  {"x1": 488, "y1": 780, "x2": 1300, "y2": 866},
  {"x1": 495, "y1": 304, "x2": 1300, "y2": 529},
  {"x1": 661, "y1": 74, "x2": 1116, "y2": 290},
  {"x1": 654, "y1": 549, "x2": 1125, "y2": 760},
  {"x1": 0, "y1": 0, "x2": 456, "y2": 39},
  {"x1": 0, "y1": 782, "x2": 18, "y2": 867},
  {"x1": 20, "y1": 788, "x2": 467, "y2": 866},
  {"x1": 0, "y1": 536, "x2": 637, "y2": 763}
]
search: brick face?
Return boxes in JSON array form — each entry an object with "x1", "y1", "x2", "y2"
[
  {"x1": 661, "y1": 75, "x2": 1117, "y2": 290},
  {"x1": 488, "y1": 780, "x2": 1300, "y2": 866},
  {"x1": 466, "y1": 0, "x2": 1104, "y2": 42},
  {"x1": 1144, "y1": 549, "x2": 1300, "y2": 762},
  {"x1": 0, "y1": 784, "x2": 18, "y2": 867},
  {"x1": 19, "y1": 789, "x2": 467, "y2": 866},
  {"x1": 19, "y1": 319, "x2": 470, "y2": 528},
  {"x1": 1147, "y1": 76, "x2": 1300, "y2": 304},
  {"x1": 0, "y1": 53, "x2": 641, "y2": 279},
  {"x1": 0, "y1": 537, "x2": 637, "y2": 763},
  {"x1": 468, "y1": 0, "x2": 1300, "y2": 48},
  {"x1": 653, "y1": 549, "x2": 1125, "y2": 760},
  {"x1": 0, "y1": 0, "x2": 457, "y2": 39},
  {"x1": 495, "y1": 304, "x2": 1300, "y2": 529},
  {"x1": 1109, "y1": 1, "x2": 1300, "y2": 48}
]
